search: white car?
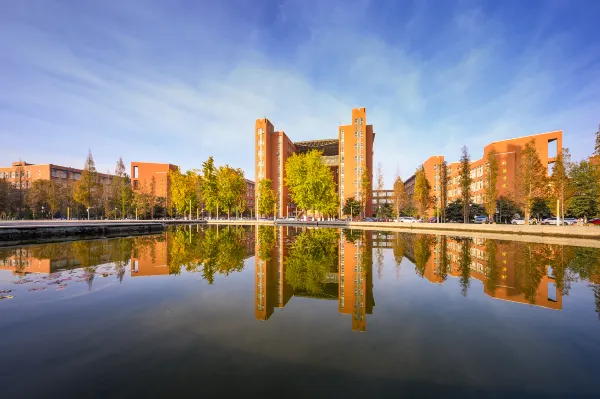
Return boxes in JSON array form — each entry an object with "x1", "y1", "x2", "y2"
[
  {"x1": 398, "y1": 217, "x2": 418, "y2": 223},
  {"x1": 511, "y1": 218, "x2": 525, "y2": 225}
]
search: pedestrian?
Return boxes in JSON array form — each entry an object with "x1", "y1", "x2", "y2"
[{"x1": 584, "y1": 216, "x2": 588, "y2": 224}]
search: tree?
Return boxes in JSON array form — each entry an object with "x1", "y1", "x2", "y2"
[
  {"x1": 484, "y1": 150, "x2": 499, "y2": 222},
  {"x1": 375, "y1": 163, "x2": 384, "y2": 217},
  {"x1": 73, "y1": 151, "x2": 102, "y2": 218},
  {"x1": 257, "y1": 178, "x2": 276, "y2": 217},
  {"x1": 531, "y1": 198, "x2": 552, "y2": 220},
  {"x1": 360, "y1": 168, "x2": 372, "y2": 218},
  {"x1": 550, "y1": 150, "x2": 572, "y2": 222},
  {"x1": 457, "y1": 238, "x2": 472, "y2": 296},
  {"x1": 376, "y1": 202, "x2": 393, "y2": 219},
  {"x1": 169, "y1": 167, "x2": 198, "y2": 217},
  {"x1": 459, "y1": 146, "x2": 472, "y2": 224},
  {"x1": 439, "y1": 161, "x2": 449, "y2": 222},
  {"x1": 148, "y1": 176, "x2": 157, "y2": 219},
  {"x1": 133, "y1": 180, "x2": 150, "y2": 219},
  {"x1": 392, "y1": 174, "x2": 408, "y2": 219},
  {"x1": 496, "y1": 196, "x2": 521, "y2": 223},
  {"x1": 216, "y1": 165, "x2": 245, "y2": 219},
  {"x1": 0, "y1": 177, "x2": 12, "y2": 218},
  {"x1": 14, "y1": 160, "x2": 30, "y2": 215},
  {"x1": 112, "y1": 157, "x2": 132, "y2": 218},
  {"x1": 285, "y1": 149, "x2": 337, "y2": 219},
  {"x1": 342, "y1": 196, "x2": 361, "y2": 219},
  {"x1": 199, "y1": 157, "x2": 218, "y2": 217},
  {"x1": 413, "y1": 166, "x2": 431, "y2": 219},
  {"x1": 595, "y1": 124, "x2": 600, "y2": 156},
  {"x1": 514, "y1": 140, "x2": 548, "y2": 225},
  {"x1": 567, "y1": 160, "x2": 599, "y2": 218}
]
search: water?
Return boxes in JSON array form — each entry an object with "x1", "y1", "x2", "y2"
[{"x1": 1, "y1": 225, "x2": 599, "y2": 398}]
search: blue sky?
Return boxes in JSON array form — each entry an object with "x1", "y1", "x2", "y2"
[{"x1": 1, "y1": 0, "x2": 599, "y2": 184}]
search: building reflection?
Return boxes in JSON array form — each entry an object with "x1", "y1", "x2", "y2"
[
  {"x1": 255, "y1": 226, "x2": 374, "y2": 331},
  {"x1": 397, "y1": 234, "x2": 563, "y2": 310}
]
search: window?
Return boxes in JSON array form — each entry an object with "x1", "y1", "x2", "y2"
[
  {"x1": 133, "y1": 180, "x2": 139, "y2": 190},
  {"x1": 133, "y1": 166, "x2": 139, "y2": 178}
]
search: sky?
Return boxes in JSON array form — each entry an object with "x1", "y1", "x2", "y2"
[{"x1": 1, "y1": 0, "x2": 599, "y2": 184}]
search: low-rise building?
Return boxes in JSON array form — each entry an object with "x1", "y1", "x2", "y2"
[{"x1": 130, "y1": 162, "x2": 179, "y2": 208}]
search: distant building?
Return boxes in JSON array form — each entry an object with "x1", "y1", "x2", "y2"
[
  {"x1": 244, "y1": 179, "x2": 255, "y2": 213},
  {"x1": 372, "y1": 189, "x2": 393, "y2": 214},
  {"x1": 406, "y1": 130, "x2": 562, "y2": 217},
  {"x1": 0, "y1": 160, "x2": 113, "y2": 188},
  {"x1": 130, "y1": 162, "x2": 179, "y2": 208},
  {"x1": 255, "y1": 108, "x2": 375, "y2": 218}
]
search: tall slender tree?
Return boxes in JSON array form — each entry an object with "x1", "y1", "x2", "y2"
[
  {"x1": 360, "y1": 168, "x2": 372, "y2": 218},
  {"x1": 414, "y1": 166, "x2": 431, "y2": 219},
  {"x1": 74, "y1": 150, "x2": 102, "y2": 218},
  {"x1": 216, "y1": 165, "x2": 245, "y2": 219},
  {"x1": 14, "y1": 160, "x2": 29, "y2": 215},
  {"x1": 594, "y1": 124, "x2": 600, "y2": 156},
  {"x1": 514, "y1": 140, "x2": 548, "y2": 225},
  {"x1": 459, "y1": 146, "x2": 472, "y2": 223},
  {"x1": 439, "y1": 161, "x2": 449, "y2": 222},
  {"x1": 392, "y1": 174, "x2": 408, "y2": 219},
  {"x1": 550, "y1": 149, "x2": 572, "y2": 222},
  {"x1": 0, "y1": 177, "x2": 12, "y2": 218},
  {"x1": 375, "y1": 163, "x2": 384, "y2": 216},
  {"x1": 199, "y1": 157, "x2": 218, "y2": 218},
  {"x1": 484, "y1": 150, "x2": 499, "y2": 222}
]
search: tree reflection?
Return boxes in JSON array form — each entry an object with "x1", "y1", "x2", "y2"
[
  {"x1": 484, "y1": 239, "x2": 499, "y2": 296},
  {"x1": 457, "y1": 238, "x2": 472, "y2": 297},
  {"x1": 285, "y1": 229, "x2": 338, "y2": 294},
  {"x1": 437, "y1": 236, "x2": 450, "y2": 282},
  {"x1": 513, "y1": 243, "x2": 551, "y2": 304},
  {"x1": 413, "y1": 234, "x2": 434, "y2": 278},
  {"x1": 257, "y1": 226, "x2": 276, "y2": 262}
]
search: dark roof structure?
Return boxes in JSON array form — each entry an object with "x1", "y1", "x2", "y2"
[{"x1": 294, "y1": 139, "x2": 339, "y2": 156}]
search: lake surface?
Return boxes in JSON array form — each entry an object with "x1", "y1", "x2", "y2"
[{"x1": 1, "y1": 225, "x2": 600, "y2": 398}]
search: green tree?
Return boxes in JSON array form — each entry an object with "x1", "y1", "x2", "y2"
[
  {"x1": 169, "y1": 167, "x2": 198, "y2": 217},
  {"x1": 550, "y1": 150, "x2": 572, "y2": 221},
  {"x1": 496, "y1": 196, "x2": 521, "y2": 223},
  {"x1": 531, "y1": 198, "x2": 552, "y2": 220},
  {"x1": 27, "y1": 179, "x2": 64, "y2": 218},
  {"x1": 567, "y1": 160, "x2": 599, "y2": 218},
  {"x1": 414, "y1": 166, "x2": 431, "y2": 219},
  {"x1": 112, "y1": 157, "x2": 132, "y2": 218},
  {"x1": 257, "y1": 225, "x2": 276, "y2": 261},
  {"x1": 392, "y1": 174, "x2": 408, "y2": 219},
  {"x1": 342, "y1": 196, "x2": 361, "y2": 218},
  {"x1": 285, "y1": 149, "x2": 337, "y2": 219},
  {"x1": 0, "y1": 177, "x2": 12, "y2": 218},
  {"x1": 73, "y1": 150, "x2": 102, "y2": 218},
  {"x1": 484, "y1": 150, "x2": 499, "y2": 222},
  {"x1": 514, "y1": 140, "x2": 548, "y2": 225},
  {"x1": 257, "y1": 178, "x2": 276, "y2": 217},
  {"x1": 199, "y1": 156, "x2": 218, "y2": 217},
  {"x1": 14, "y1": 160, "x2": 29, "y2": 215},
  {"x1": 376, "y1": 202, "x2": 393, "y2": 219},
  {"x1": 459, "y1": 146, "x2": 472, "y2": 224}
]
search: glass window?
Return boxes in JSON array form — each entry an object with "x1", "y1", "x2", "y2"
[{"x1": 133, "y1": 166, "x2": 139, "y2": 179}]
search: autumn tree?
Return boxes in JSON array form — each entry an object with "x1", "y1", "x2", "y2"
[
  {"x1": 375, "y1": 163, "x2": 384, "y2": 216},
  {"x1": 459, "y1": 146, "x2": 472, "y2": 223},
  {"x1": 14, "y1": 160, "x2": 29, "y2": 215},
  {"x1": 169, "y1": 167, "x2": 198, "y2": 217},
  {"x1": 595, "y1": 124, "x2": 600, "y2": 156},
  {"x1": 285, "y1": 149, "x2": 338, "y2": 220},
  {"x1": 514, "y1": 140, "x2": 548, "y2": 225},
  {"x1": 360, "y1": 168, "x2": 372, "y2": 218},
  {"x1": 550, "y1": 149, "x2": 572, "y2": 221},
  {"x1": 438, "y1": 161, "x2": 449, "y2": 222},
  {"x1": 392, "y1": 174, "x2": 408, "y2": 219},
  {"x1": 257, "y1": 178, "x2": 276, "y2": 217},
  {"x1": 74, "y1": 150, "x2": 102, "y2": 218},
  {"x1": 215, "y1": 166, "x2": 246, "y2": 219},
  {"x1": 199, "y1": 157, "x2": 218, "y2": 218},
  {"x1": 484, "y1": 150, "x2": 499, "y2": 223},
  {"x1": 413, "y1": 166, "x2": 431, "y2": 219}
]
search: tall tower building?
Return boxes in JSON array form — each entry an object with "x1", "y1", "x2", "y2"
[{"x1": 338, "y1": 108, "x2": 375, "y2": 218}]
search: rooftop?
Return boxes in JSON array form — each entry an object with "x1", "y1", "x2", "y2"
[{"x1": 294, "y1": 138, "x2": 339, "y2": 156}]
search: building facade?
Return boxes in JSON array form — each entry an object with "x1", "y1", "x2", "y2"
[
  {"x1": 130, "y1": 162, "x2": 179, "y2": 208},
  {"x1": 244, "y1": 179, "x2": 256, "y2": 215},
  {"x1": 0, "y1": 161, "x2": 113, "y2": 189},
  {"x1": 407, "y1": 130, "x2": 562, "y2": 217},
  {"x1": 255, "y1": 108, "x2": 375, "y2": 218}
]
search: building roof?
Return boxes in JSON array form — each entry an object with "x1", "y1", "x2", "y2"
[{"x1": 294, "y1": 139, "x2": 339, "y2": 156}]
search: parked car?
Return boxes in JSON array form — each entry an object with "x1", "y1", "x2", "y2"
[
  {"x1": 427, "y1": 217, "x2": 437, "y2": 223},
  {"x1": 589, "y1": 218, "x2": 600, "y2": 225},
  {"x1": 564, "y1": 218, "x2": 578, "y2": 225},
  {"x1": 541, "y1": 217, "x2": 576, "y2": 226},
  {"x1": 398, "y1": 217, "x2": 418, "y2": 223},
  {"x1": 473, "y1": 215, "x2": 488, "y2": 224},
  {"x1": 511, "y1": 217, "x2": 525, "y2": 225}
]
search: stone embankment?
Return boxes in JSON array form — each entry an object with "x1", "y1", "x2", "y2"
[{"x1": 0, "y1": 220, "x2": 206, "y2": 246}]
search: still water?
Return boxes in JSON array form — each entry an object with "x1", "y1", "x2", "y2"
[{"x1": 1, "y1": 225, "x2": 599, "y2": 398}]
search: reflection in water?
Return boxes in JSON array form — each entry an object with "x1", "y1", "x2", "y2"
[
  {"x1": 2, "y1": 226, "x2": 600, "y2": 321},
  {"x1": 255, "y1": 226, "x2": 374, "y2": 331}
]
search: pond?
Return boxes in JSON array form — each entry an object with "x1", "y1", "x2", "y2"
[{"x1": 1, "y1": 225, "x2": 599, "y2": 398}]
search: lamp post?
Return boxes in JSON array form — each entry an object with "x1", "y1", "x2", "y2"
[
  {"x1": 41, "y1": 205, "x2": 45, "y2": 220},
  {"x1": 115, "y1": 207, "x2": 118, "y2": 220},
  {"x1": 87, "y1": 207, "x2": 90, "y2": 221}
]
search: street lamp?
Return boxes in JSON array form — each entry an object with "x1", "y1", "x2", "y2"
[
  {"x1": 41, "y1": 206, "x2": 45, "y2": 220},
  {"x1": 115, "y1": 207, "x2": 118, "y2": 220},
  {"x1": 87, "y1": 207, "x2": 90, "y2": 221}
]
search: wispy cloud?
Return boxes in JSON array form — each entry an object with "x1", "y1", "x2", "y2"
[{"x1": 0, "y1": 0, "x2": 599, "y2": 183}]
